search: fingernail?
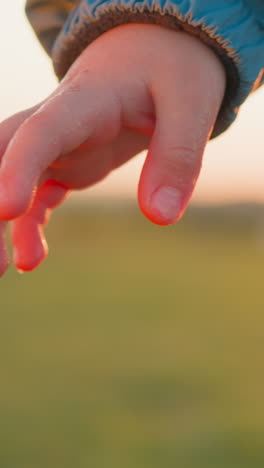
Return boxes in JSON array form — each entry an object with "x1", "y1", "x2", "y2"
[{"x1": 150, "y1": 186, "x2": 183, "y2": 224}]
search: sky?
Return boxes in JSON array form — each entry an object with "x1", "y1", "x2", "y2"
[{"x1": 0, "y1": 1, "x2": 263, "y2": 205}]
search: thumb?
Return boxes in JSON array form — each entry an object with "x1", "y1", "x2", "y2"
[{"x1": 138, "y1": 41, "x2": 226, "y2": 225}]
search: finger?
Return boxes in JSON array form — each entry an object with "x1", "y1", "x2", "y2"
[
  {"x1": 0, "y1": 221, "x2": 9, "y2": 277},
  {"x1": 48, "y1": 127, "x2": 150, "y2": 189},
  {"x1": 0, "y1": 103, "x2": 43, "y2": 159},
  {"x1": 11, "y1": 180, "x2": 69, "y2": 272},
  {"x1": 11, "y1": 127, "x2": 149, "y2": 273},
  {"x1": 0, "y1": 72, "x2": 122, "y2": 220},
  {"x1": 138, "y1": 39, "x2": 226, "y2": 225}
]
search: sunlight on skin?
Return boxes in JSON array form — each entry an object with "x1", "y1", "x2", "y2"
[
  {"x1": 1, "y1": 1, "x2": 263, "y2": 205},
  {"x1": 0, "y1": 21, "x2": 225, "y2": 274},
  {"x1": 0, "y1": 3, "x2": 263, "y2": 277},
  {"x1": 11, "y1": 181, "x2": 69, "y2": 272}
]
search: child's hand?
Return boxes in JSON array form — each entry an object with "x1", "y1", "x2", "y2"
[{"x1": 0, "y1": 23, "x2": 225, "y2": 274}]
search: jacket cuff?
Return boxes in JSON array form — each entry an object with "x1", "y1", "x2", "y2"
[{"x1": 50, "y1": 0, "x2": 264, "y2": 138}]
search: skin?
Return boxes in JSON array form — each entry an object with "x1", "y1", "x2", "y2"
[{"x1": 0, "y1": 23, "x2": 226, "y2": 275}]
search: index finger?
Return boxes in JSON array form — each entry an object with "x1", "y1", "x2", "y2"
[{"x1": 0, "y1": 71, "x2": 121, "y2": 220}]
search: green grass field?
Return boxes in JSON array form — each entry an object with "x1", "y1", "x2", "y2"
[{"x1": 1, "y1": 203, "x2": 264, "y2": 468}]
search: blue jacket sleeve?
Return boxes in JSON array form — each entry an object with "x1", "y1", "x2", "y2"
[{"x1": 26, "y1": 0, "x2": 264, "y2": 139}]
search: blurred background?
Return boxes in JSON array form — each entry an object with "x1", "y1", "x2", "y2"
[{"x1": 0, "y1": 2, "x2": 264, "y2": 468}]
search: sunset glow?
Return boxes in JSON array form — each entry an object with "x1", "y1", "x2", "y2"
[{"x1": 1, "y1": 1, "x2": 263, "y2": 205}]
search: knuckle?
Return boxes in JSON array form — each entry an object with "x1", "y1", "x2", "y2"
[
  {"x1": 22, "y1": 109, "x2": 50, "y2": 134},
  {"x1": 165, "y1": 145, "x2": 197, "y2": 168},
  {"x1": 166, "y1": 145, "x2": 196, "y2": 159}
]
